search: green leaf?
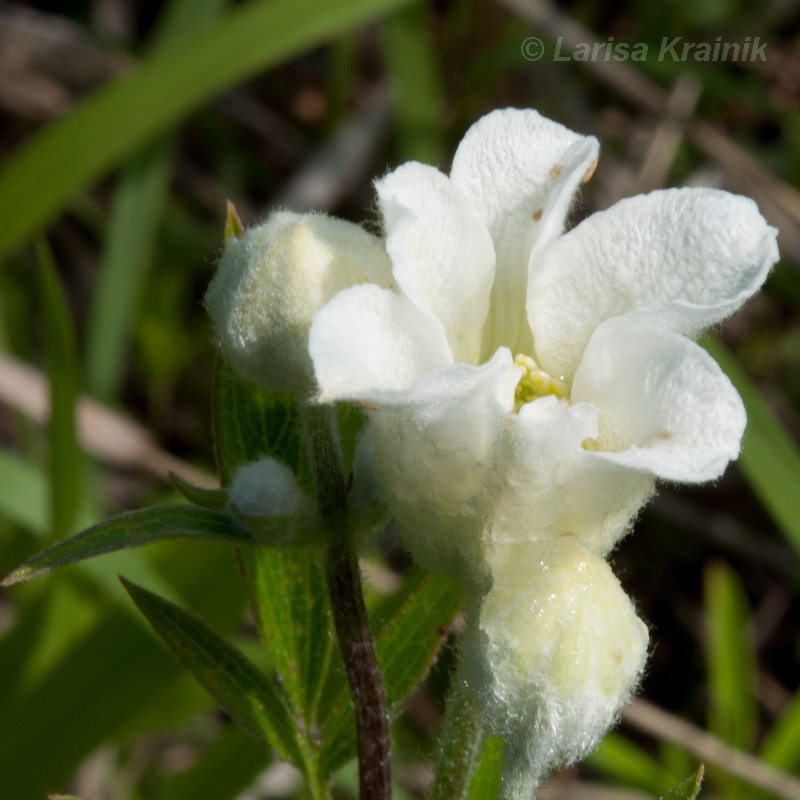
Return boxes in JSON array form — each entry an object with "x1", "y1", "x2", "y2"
[
  {"x1": 319, "y1": 573, "x2": 463, "y2": 776},
  {"x1": 703, "y1": 337, "x2": 800, "y2": 555},
  {"x1": 660, "y1": 765, "x2": 705, "y2": 799},
  {"x1": 85, "y1": 136, "x2": 173, "y2": 402},
  {"x1": 238, "y1": 547, "x2": 335, "y2": 727},
  {"x1": 704, "y1": 562, "x2": 757, "y2": 752},
  {"x1": 465, "y1": 736, "x2": 504, "y2": 800},
  {"x1": 587, "y1": 732, "x2": 668, "y2": 794},
  {"x1": 0, "y1": 0, "x2": 412, "y2": 260},
  {"x1": 121, "y1": 577, "x2": 303, "y2": 764},
  {"x1": 381, "y1": 2, "x2": 445, "y2": 164},
  {"x1": 760, "y1": 683, "x2": 800, "y2": 772},
  {"x1": 224, "y1": 200, "x2": 245, "y2": 242},
  {"x1": 1, "y1": 505, "x2": 251, "y2": 586},
  {"x1": 213, "y1": 360, "x2": 306, "y2": 487},
  {"x1": 36, "y1": 240, "x2": 82, "y2": 539},
  {"x1": 169, "y1": 471, "x2": 227, "y2": 510}
]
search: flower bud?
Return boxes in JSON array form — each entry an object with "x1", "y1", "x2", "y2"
[{"x1": 205, "y1": 212, "x2": 392, "y2": 396}]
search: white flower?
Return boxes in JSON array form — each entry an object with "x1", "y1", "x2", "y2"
[{"x1": 307, "y1": 108, "x2": 778, "y2": 791}]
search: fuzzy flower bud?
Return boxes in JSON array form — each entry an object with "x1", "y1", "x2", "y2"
[{"x1": 205, "y1": 211, "x2": 392, "y2": 396}]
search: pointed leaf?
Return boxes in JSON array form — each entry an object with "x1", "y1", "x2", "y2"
[
  {"x1": 319, "y1": 573, "x2": 463, "y2": 776},
  {"x1": 760, "y1": 686, "x2": 800, "y2": 772},
  {"x1": 37, "y1": 240, "x2": 82, "y2": 539},
  {"x1": 703, "y1": 337, "x2": 800, "y2": 555},
  {"x1": 465, "y1": 736, "x2": 504, "y2": 800},
  {"x1": 2, "y1": 505, "x2": 252, "y2": 586},
  {"x1": 224, "y1": 200, "x2": 245, "y2": 242},
  {"x1": 238, "y1": 547, "x2": 335, "y2": 726},
  {"x1": 170, "y1": 471, "x2": 227, "y2": 511},
  {"x1": 121, "y1": 577, "x2": 303, "y2": 764},
  {"x1": 660, "y1": 765, "x2": 705, "y2": 800}
]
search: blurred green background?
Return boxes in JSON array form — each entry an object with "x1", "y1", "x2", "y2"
[{"x1": 0, "y1": 0, "x2": 798, "y2": 798}]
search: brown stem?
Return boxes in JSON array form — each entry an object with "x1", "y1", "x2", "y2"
[{"x1": 303, "y1": 405, "x2": 391, "y2": 800}]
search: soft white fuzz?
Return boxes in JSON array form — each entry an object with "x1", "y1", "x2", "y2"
[
  {"x1": 205, "y1": 211, "x2": 392, "y2": 396},
  {"x1": 307, "y1": 107, "x2": 777, "y2": 795}
]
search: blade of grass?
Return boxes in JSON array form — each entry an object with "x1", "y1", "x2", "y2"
[
  {"x1": 760, "y1": 687, "x2": 800, "y2": 773},
  {"x1": 0, "y1": 0, "x2": 412, "y2": 259},
  {"x1": 703, "y1": 336, "x2": 800, "y2": 556},
  {"x1": 587, "y1": 732, "x2": 668, "y2": 795},
  {"x1": 36, "y1": 241, "x2": 82, "y2": 539},
  {"x1": 381, "y1": 2, "x2": 445, "y2": 164},
  {"x1": 704, "y1": 561, "x2": 757, "y2": 800},
  {"x1": 85, "y1": 0, "x2": 231, "y2": 403}
]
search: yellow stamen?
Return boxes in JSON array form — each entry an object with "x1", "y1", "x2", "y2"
[{"x1": 513, "y1": 353, "x2": 569, "y2": 410}]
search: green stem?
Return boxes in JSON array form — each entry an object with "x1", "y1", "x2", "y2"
[
  {"x1": 430, "y1": 662, "x2": 487, "y2": 800},
  {"x1": 303, "y1": 405, "x2": 391, "y2": 800}
]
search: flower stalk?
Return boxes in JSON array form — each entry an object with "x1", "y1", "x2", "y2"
[{"x1": 302, "y1": 405, "x2": 391, "y2": 800}]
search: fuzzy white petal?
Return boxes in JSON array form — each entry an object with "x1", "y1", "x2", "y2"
[
  {"x1": 376, "y1": 162, "x2": 495, "y2": 364},
  {"x1": 450, "y1": 108, "x2": 599, "y2": 355},
  {"x1": 572, "y1": 316, "x2": 746, "y2": 482},
  {"x1": 467, "y1": 537, "x2": 648, "y2": 790},
  {"x1": 309, "y1": 284, "x2": 453, "y2": 402},
  {"x1": 369, "y1": 349, "x2": 519, "y2": 588},
  {"x1": 490, "y1": 396, "x2": 655, "y2": 555},
  {"x1": 530, "y1": 188, "x2": 778, "y2": 381}
]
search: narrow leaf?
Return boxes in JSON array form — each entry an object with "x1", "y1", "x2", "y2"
[
  {"x1": 121, "y1": 577, "x2": 303, "y2": 764},
  {"x1": 85, "y1": 136, "x2": 172, "y2": 402},
  {"x1": 587, "y1": 732, "x2": 667, "y2": 795},
  {"x1": 703, "y1": 337, "x2": 800, "y2": 555},
  {"x1": 0, "y1": 0, "x2": 412, "y2": 259},
  {"x1": 660, "y1": 765, "x2": 705, "y2": 800},
  {"x1": 465, "y1": 736, "x2": 504, "y2": 800},
  {"x1": 704, "y1": 562, "x2": 757, "y2": 751},
  {"x1": 319, "y1": 573, "x2": 463, "y2": 775},
  {"x1": 170, "y1": 471, "x2": 227, "y2": 510},
  {"x1": 381, "y1": 2, "x2": 445, "y2": 163},
  {"x1": 760, "y1": 684, "x2": 800, "y2": 772},
  {"x1": 37, "y1": 240, "x2": 82, "y2": 538},
  {"x1": 1, "y1": 505, "x2": 251, "y2": 586},
  {"x1": 238, "y1": 547, "x2": 335, "y2": 726},
  {"x1": 224, "y1": 200, "x2": 245, "y2": 242}
]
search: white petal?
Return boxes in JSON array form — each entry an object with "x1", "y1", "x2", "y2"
[
  {"x1": 469, "y1": 537, "x2": 648, "y2": 786},
  {"x1": 489, "y1": 395, "x2": 654, "y2": 556},
  {"x1": 572, "y1": 316, "x2": 746, "y2": 482},
  {"x1": 309, "y1": 284, "x2": 453, "y2": 402},
  {"x1": 530, "y1": 188, "x2": 779, "y2": 381},
  {"x1": 376, "y1": 163, "x2": 495, "y2": 364},
  {"x1": 368, "y1": 349, "x2": 519, "y2": 589},
  {"x1": 450, "y1": 108, "x2": 599, "y2": 355}
]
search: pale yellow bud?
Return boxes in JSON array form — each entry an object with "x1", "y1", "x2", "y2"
[{"x1": 205, "y1": 211, "x2": 392, "y2": 396}]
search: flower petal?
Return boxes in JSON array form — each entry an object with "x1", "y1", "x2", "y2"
[
  {"x1": 571, "y1": 316, "x2": 746, "y2": 482},
  {"x1": 450, "y1": 108, "x2": 599, "y2": 355},
  {"x1": 376, "y1": 162, "x2": 495, "y2": 364},
  {"x1": 309, "y1": 284, "x2": 453, "y2": 402},
  {"x1": 471, "y1": 536, "x2": 648, "y2": 786},
  {"x1": 530, "y1": 188, "x2": 779, "y2": 381},
  {"x1": 490, "y1": 396, "x2": 654, "y2": 556},
  {"x1": 368, "y1": 349, "x2": 519, "y2": 588}
]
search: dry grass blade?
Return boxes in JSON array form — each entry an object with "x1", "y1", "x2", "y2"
[
  {"x1": 624, "y1": 699, "x2": 800, "y2": 800},
  {"x1": 0, "y1": 351, "x2": 216, "y2": 488}
]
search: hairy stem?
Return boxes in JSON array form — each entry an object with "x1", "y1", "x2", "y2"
[{"x1": 303, "y1": 405, "x2": 391, "y2": 800}]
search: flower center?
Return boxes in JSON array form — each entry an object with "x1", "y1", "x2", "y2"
[{"x1": 513, "y1": 353, "x2": 569, "y2": 411}]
